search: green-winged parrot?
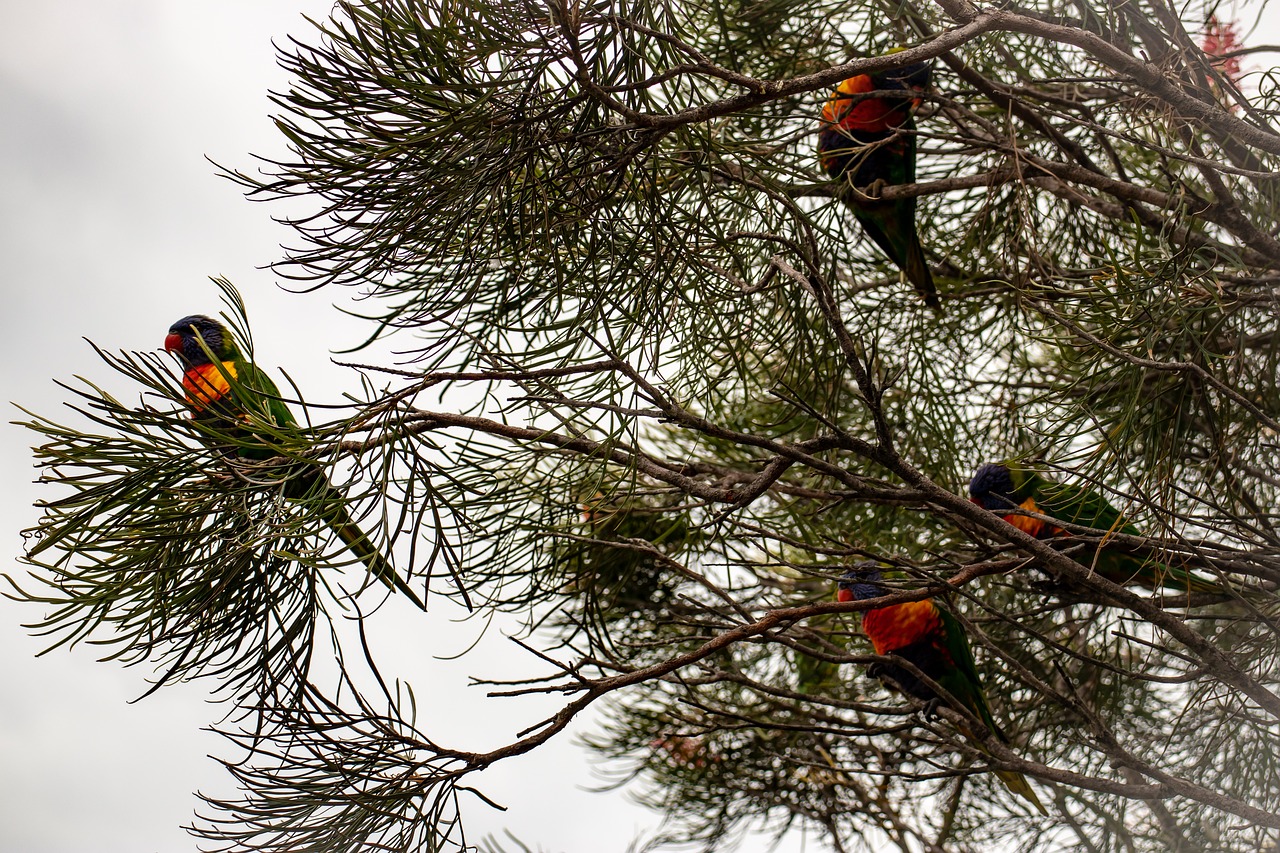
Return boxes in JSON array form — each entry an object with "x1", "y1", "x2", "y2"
[
  {"x1": 837, "y1": 565, "x2": 1046, "y2": 814},
  {"x1": 817, "y1": 61, "x2": 938, "y2": 308},
  {"x1": 165, "y1": 315, "x2": 427, "y2": 610},
  {"x1": 969, "y1": 462, "x2": 1221, "y2": 594}
]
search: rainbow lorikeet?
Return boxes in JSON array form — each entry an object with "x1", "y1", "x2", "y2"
[
  {"x1": 837, "y1": 566, "x2": 1046, "y2": 814},
  {"x1": 164, "y1": 315, "x2": 427, "y2": 611},
  {"x1": 968, "y1": 462, "x2": 1221, "y2": 594},
  {"x1": 817, "y1": 60, "x2": 938, "y2": 308}
]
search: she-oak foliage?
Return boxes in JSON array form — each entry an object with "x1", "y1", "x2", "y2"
[{"x1": 10, "y1": 0, "x2": 1280, "y2": 850}]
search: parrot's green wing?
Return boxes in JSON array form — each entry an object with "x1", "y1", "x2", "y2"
[
  {"x1": 1030, "y1": 477, "x2": 1138, "y2": 536},
  {"x1": 937, "y1": 606, "x2": 1048, "y2": 815},
  {"x1": 1026, "y1": 471, "x2": 1220, "y2": 594},
  {"x1": 935, "y1": 606, "x2": 1003, "y2": 739},
  {"x1": 844, "y1": 117, "x2": 936, "y2": 306},
  {"x1": 231, "y1": 356, "x2": 299, "y2": 429}
]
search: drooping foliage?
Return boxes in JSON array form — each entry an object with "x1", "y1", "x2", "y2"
[{"x1": 12, "y1": 0, "x2": 1280, "y2": 850}]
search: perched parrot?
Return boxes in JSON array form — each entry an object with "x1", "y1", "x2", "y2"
[
  {"x1": 164, "y1": 315, "x2": 427, "y2": 611},
  {"x1": 837, "y1": 565, "x2": 1046, "y2": 814},
  {"x1": 817, "y1": 60, "x2": 938, "y2": 308},
  {"x1": 968, "y1": 462, "x2": 1221, "y2": 594}
]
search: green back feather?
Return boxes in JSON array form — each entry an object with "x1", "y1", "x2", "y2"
[
  {"x1": 936, "y1": 606, "x2": 1004, "y2": 741},
  {"x1": 230, "y1": 355, "x2": 298, "y2": 430},
  {"x1": 937, "y1": 604, "x2": 1046, "y2": 814},
  {"x1": 194, "y1": 324, "x2": 427, "y2": 611},
  {"x1": 1011, "y1": 464, "x2": 1218, "y2": 593}
]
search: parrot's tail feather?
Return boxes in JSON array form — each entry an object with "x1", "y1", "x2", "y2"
[
  {"x1": 1163, "y1": 568, "x2": 1223, "y2": 595},
  {"x1": 850, "y1": 207, "x2": 940, "y2": 309},
  {"x1": 1131, "y1": 555, "x2": 1227, "y2": 596},
  {"x1": 963, "y1": 726, "x2": 1047, "y2": 815},
  {"x1": 323, "y1": 499, "x2": 429, "y2": 612},
  {"x1": 903, "y1": 236, "x2": 939, "y2": 308},
  {"x1": 995, "y1": 769, "x2": 1048, "y2": 816}
]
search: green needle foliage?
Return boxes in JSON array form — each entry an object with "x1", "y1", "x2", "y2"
[
  {"x1": 16, "y1": 338, "x2": 322, "y2": 708},
  {"x1": 12, "y1": 285, "x2": 467, "y2": 711},
  {"x1": 13, "y1": 0, "x2": 1280, "y2": 850}
]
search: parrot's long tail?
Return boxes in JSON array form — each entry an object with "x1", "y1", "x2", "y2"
[
  {"x1": 298, "y1": 470, "x2": 428, "y2": 611},
  {"x1": 959, "y1": 722, "x2": 1048, "y2": 816},
  {"x1": 902, "y1": 235, "x2": 939, "y2": 309},
  {"x1": 852, "y1": 207, "x2": 940, "y2": 309},
  {"x1": 1150, "y1": 562, "x2": 1224, "y2": 595},
  {"x1": 1109, "y1": 552, "x2": 1227, "y2": 596},
  {"x1": 993, "y1": 767, "x2": 1048, "y2": 816},
  {"x1": 327, "y1": 504, "x2": 428, "y2": 611}
]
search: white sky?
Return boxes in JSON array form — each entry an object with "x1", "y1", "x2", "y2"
[{"x1": 2, "y1": 2, "x2": 1277, "y2": 852}]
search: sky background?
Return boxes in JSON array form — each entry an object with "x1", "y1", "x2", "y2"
[{"x1": 2, "y1": 2, "x2": 1277, "y2": 852}]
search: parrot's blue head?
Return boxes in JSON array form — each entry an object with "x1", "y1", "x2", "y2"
[
  {"x1": 969, "y1": 462, "x2": 1018, "y2": 512},
  {"x1": 165, "y1": 315, "x2": 231, "y2": 365},
  {"x1": 836, "y1": 563, "x2": 885, "y2": 603}
]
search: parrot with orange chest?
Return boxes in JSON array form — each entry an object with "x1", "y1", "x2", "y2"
[
  {"x1": 165, "y1": 314, "x2": 427, "y2": 610},
  {"x1": 817, "y1": 59, "x2": 938, "y2": 308},
  {"x1": 837, "y1": 564, "x2": 1046, "y2": 814},
  {"x1": 968, "y1": 461, "x2": 1223, "y2": 594}
]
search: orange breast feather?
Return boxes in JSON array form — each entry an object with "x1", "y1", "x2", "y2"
[
  {"x1": 862, "y1": 599, "x2": 942, "y2": 655},
  {"x1": 182, "y1": 360, "x2": 238, "y2": 412},
  {"x1": 1002, "y1": 497, "x2": 1064, "y2": 539},
  {"x1": 821, "y1": 75, "x2": 906, "y2": 134}
]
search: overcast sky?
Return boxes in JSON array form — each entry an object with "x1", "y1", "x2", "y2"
[{"x1": 3, "y1": 3, "x2": 1278, "y2": 852}]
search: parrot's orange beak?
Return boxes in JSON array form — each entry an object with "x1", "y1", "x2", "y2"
[
  {"x1": 164, "y1": 333, "x2": 182, "y2": 353},
  {"x1": 836, "y1": 587, "x2": 854, "y2": 603}
]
